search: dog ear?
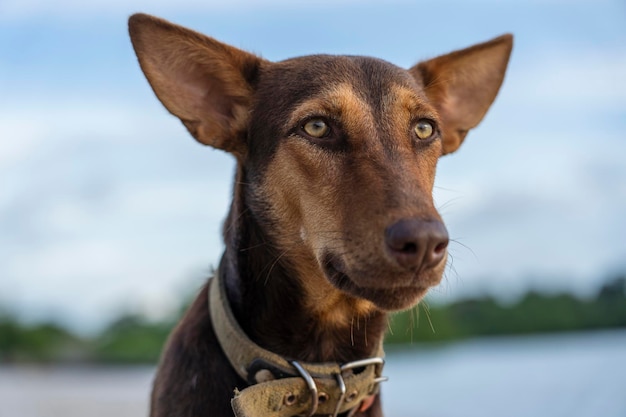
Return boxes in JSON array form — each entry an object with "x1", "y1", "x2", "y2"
[
  {"x1": 128, "y1": 14, "x2": 266, "y2": 158},
  {"x1": 410, "y1": 34, "x2": 513, "y2": 155}
]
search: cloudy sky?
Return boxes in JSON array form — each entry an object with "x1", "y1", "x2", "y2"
[{"x1": 1, "y1": 0, "x2": 625, "y2": 332}]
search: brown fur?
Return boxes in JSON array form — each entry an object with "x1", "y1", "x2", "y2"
[{"x1": 128, "y1": 13, "x2": 512, "y2": 417}]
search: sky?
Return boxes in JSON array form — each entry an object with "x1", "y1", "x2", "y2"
[{"x1": 1, "y1": 0, "x2": 625, "y2": 332}]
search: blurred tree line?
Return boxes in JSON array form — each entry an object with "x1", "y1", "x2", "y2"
[
  {"x1": 1, "y1": 274, "x2": 625, "y2": 364},
  {"x1": 387, "y1": 275, "x2": 626, "y2": 344}
]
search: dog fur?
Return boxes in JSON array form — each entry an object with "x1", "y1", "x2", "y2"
[{"x1": 128, "y1": 13, "x2": 512, "y2": 417}]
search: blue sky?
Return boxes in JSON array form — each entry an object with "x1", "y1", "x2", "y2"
[{"x1": 1, "y1": 0, "x2": 625, "y2": 332}]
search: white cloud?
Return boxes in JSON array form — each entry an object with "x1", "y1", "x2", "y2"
[
  {"x1": 433, "y1": 124, "x2": 626, "y2": 300},
  {"x1": 0, "y1": 172, "x2": 231, "y2": 331},
  {"x1": 507, "y1": 49, "x2": 626, "y2": 109},
  {"x1": 111, "y1": 180, "x2": 230, "y2": 221},
  {"x1": 0, "y1": 93, "x2": 234, "y2": 330},
  {"x1": 0, "y1": 99, "x2": 160, "y2": 168},
  {"x1": 1, "y1": 237, "x2": 205, "y2": 330},
  {"x1": 0, "y1": 121, "x2": 44, "y2": 167}
]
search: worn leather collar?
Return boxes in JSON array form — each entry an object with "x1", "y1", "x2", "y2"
[{"x1": 208, "y1": 270, "x2": 387, "y2": 417}]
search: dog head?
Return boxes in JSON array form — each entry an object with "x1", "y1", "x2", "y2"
[{"x1": 129, "y1": 14, "x2": 512, "y2": 314}]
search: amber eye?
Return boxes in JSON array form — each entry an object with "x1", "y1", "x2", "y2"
[
  {"x1": 414, "y1": 119, "x2": 435, "y2": 140},
  {"x1": 302, "y1": 118, "x2": 330, "y2": 138}
]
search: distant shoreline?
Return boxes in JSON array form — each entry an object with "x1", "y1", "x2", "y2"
[{"x1": 3, "y1": 330, "x2": 625, "y2": 417}]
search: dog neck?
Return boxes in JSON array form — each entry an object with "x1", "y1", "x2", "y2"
[{"x1": 220, "y1": 168, "x2": 387, "y2": 364}]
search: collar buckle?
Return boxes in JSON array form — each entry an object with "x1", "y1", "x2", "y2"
[
  {"x1": 291, "y1": 357, "x2": 387, "y2": 417},
  {"x1": 290, "y1": 361, "x2": 319, "y2": 417}
]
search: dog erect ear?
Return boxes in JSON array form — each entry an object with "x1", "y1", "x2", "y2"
[
  {"x1": 128, "y1": 14, "x2": 265, "y2": 157},
  {"x1": 411, "y1": 34, "x2": 513, "y2": 155}
]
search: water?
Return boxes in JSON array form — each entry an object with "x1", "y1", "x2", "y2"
[
  {"x1": 1, "y1": 330, "x2": 625, "y2": 417},
  {"x1": 0, "y1": 366, "x2": 153, "y2": 417},
  {"x1": 384, "y1": 330, "x2": 626, "y2": 417}
]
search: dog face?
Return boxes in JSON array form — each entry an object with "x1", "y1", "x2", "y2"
[
  {"x1": 247, "y1": 57, "x2": 447, "y2": 311},
  {"x1": 129, "y1": 14, "x2": 512, "y2": 314}
]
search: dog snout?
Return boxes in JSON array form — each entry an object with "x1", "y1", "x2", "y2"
[{"x1": 384, "y1": 218, "x2": 449, "y2": 270}]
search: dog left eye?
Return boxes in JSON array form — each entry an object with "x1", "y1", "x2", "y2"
[
  {"x1": 414, "y1": 119, "x2": 435, "y2": 140},
  {"x1": 302, "y1": 118, "x2": 331, "y2": 138}
]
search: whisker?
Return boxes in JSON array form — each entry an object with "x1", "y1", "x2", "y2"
[
  {"x1": 239, "y1": 241, "x2": 271, "y2": 251},
  {"x1": 421, "y1": 301, "x2": 436, "y2": 334},
  {"x1": 450, "y1": 238, "x2": 478, "y2": 261},
  {"x1": 350, "y1": 315, "x2": 355, "y2": 346},
  {"x1": 437, "y1": 196, "x2": 464, "y2": 213},
  {"x1": 260, "y1": 249, "x2": 291, "y2": 285},
  {"x1": 364, "y1": 319, "x2": 368, "y2": 347},
  {"x1": 432, "y1": 185, "x2": 462, "y2": 193},
  {"x1": 222, "y1": 207, "x2": 251, "y2": 236},
  {"x1": 445, "y1": 252, "x2": 459, "y2": 281},
  {"x1": 386, "y1": 316, "x2": 394, "y2": 335},
  {"x1": 410, "y1": 306, "x2": 417, "y2": 344}
]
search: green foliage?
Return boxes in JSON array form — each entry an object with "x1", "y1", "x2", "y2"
[
  {"x1": 387, "y1": 274, "x2": 626, "y2": 344},
  {"x1": 0, "y1": 313, "x2": 84, "y2": 362},
  {"x1": 1, "y1": 275, "x2": 625, "y2": 363},
  {"x1": 91, "y1": 314, "x2": 173, "y2": 363}
]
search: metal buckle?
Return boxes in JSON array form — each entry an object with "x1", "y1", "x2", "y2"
[
  {"x1": 341, "y1": 356, "x2": 388, "y2": 385},
  {"x1": 340, "y1": 356, "x2": 384, "y2": 373},
  {"x1": 291, "y1": 361, "x2": 319, "y2": 417},
  {"x1": 330, "y1": 357, "x2": 387, "y2": 417},
  {"x1": 291, "y1": 357, "x2": 388, "y2": 417},
  {"x1": 331, "y1": 372, "x2": 347, "y2": 417}
]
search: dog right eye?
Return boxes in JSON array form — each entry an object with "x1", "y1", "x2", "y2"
[
  {"x1": 302, "y1": 118, "x2": 331, "y2": 138},
  {"x1": 414, "y1": 119, "x2": 436, "y2": 140}
]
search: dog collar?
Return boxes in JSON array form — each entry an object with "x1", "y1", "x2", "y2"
[{"x1": 208, "y1": 270, "x2": 387, "y2": 417}]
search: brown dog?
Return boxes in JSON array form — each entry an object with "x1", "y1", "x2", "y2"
[{"x1": 129, "y1": 13, "x2": 512, "y2": 417}]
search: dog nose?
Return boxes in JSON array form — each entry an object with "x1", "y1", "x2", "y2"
[{"x1": 385, "y1": 218, "x2": 449, "y2": 270}]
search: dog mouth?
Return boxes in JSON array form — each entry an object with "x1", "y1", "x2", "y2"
[
  {"x1": 322, "y1": 254, "x2": 352, "y2": 291},
  {"x1": 321, "y1": 253, "x2": 429, "y2": 311}
]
